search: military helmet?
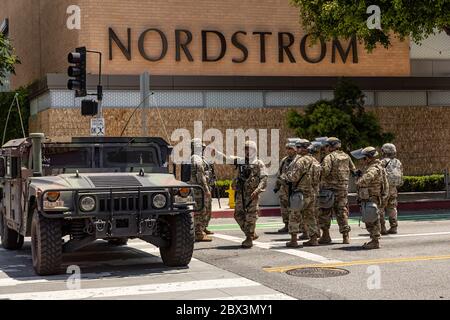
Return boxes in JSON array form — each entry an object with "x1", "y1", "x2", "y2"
[
  {"x1": 245, "y1": 140, "x2": 257, "y2": 151},
  {"x1": 351, "y1": 146, "x2": 379, "y2": 159},
  {"x1": 381, "y1": 143, "x2": 397, "y2": 156},
  {"x1": 191, "y1": 138, "x2": 205, "y2": 149},
  {"x1": 296, "y1": 139, "x2": 311, "y2": 149},
  {"x1": 325, "y1": 137, "x2": 341, "y2": 148},
  {"x1": 286, "y1": 138, "x2": 299, "y2": 149},
  {"x1": 308, "y1": 141, "x2": 322, "y2": 154}
]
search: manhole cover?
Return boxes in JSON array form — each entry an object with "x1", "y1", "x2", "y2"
[{"x1": 286, "y1": 267, "x2": 350, "y2": 278}]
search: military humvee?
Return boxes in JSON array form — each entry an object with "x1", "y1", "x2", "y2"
[{"x1": 0, "y1": 133, "x2": 203, "y2": 276}]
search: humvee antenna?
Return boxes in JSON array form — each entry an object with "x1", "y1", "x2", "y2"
[
  {"x1": 150, "y1": 94, "x2": 171, "y2": 143},
  {"x1": 120, "y1": 92, "x2": 154, "y2": 137},
  {"x1": 2, "y1": 92, "x2": 26, "y2": 145}
]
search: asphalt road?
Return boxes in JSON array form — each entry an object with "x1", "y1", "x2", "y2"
[{"x1": 1, "y1": 210, "x2": 450, "y2": 300}]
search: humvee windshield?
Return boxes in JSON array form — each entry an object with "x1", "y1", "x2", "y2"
[
  {"x1": 103, "y1": 147, "x2": 158, "y2": 167},
  {"x1": 43, "y1": 147, "x2": 92, "y2": 168},
  {"x1": 42, "y1": 141, "x2": 167, "y2": 173}
]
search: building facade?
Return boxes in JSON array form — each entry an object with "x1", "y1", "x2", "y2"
[{"x1": 1, "y1": 0, "x2": 450, "y2": 176}]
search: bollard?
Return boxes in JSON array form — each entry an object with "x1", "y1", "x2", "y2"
[{"x1": 225, "y1": 184, "x2": 235, "y2": 209}]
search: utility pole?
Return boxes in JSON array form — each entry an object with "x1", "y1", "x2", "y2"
[{"x1": 140, "y1": 72, "x2": 150, "y2": 136}]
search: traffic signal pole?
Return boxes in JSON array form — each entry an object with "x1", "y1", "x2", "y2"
[
  {"x1": 67, "y1": 47, "x2": 103, "y2": 117},
  {"x1": 86, "y1": 50, "x2": 103, "y2": 117}
]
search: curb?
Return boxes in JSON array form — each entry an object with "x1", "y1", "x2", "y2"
[{"x1": 211, "y1": 200, "x2": 450, "y2": 219}]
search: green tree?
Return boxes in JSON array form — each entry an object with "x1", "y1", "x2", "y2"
[
  {"x1": 0, "y1": 32, "x2": 20, "y2": 86},
  {"x1": 287, "y1": 79, "x2": 394, "y2": 151},
  {"x1": 290, "y1": 0, "x2": 450, "y2": 51}
]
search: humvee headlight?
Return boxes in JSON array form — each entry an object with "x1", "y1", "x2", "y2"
[
  {"x1": 152, "y1": 194, "x2": 167, "y2": 209},
  {"x1": 79, "y1": 196, "x2": 96, "y2": 212},
  {"x1": 46, "y1": 191, "x2": 60, "y2": 202},
  {"x1": 178, "y1": 187, "x2": 191, "y2": 198}
]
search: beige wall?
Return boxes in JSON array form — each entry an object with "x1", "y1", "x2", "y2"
[
  {"x1": 29, "y1": 106, "x2": 450, "y2": 177},
  {"x1": 2, "y1": 0, "x2": 411, "y2": 89},
  {"x1": 0, "y1": 0, "x2": 80, "y2": 88}
]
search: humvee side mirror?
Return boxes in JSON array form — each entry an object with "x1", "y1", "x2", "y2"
[{"x1": 0, "y1": 157, "x2": 5, "y2": 178}]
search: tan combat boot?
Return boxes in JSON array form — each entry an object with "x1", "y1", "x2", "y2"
[
  {"x1": 303, "y1": 235, "x2": 319, "y2": 247},
  {"x1": 205, "y1": 229, "x2": 215, "y2": 235},
  {"x1": 387, "y1": 227, "x2": 397, "y2": 234},
  {"x1": 286, "y1": 234, "x2": 302, "y2": 248},
  {"x1": 299, "y1": 232, "x2": 310, "y2": 240},
  {"x1": 278, "y1": 223, "x2": 289, "y2": 233},
  {"x1": 380, "y1": 223, "x2": 388, "y2": 235},
  {"x1": 318, "y1": 229, "x2": 332, "y2": 244},
  {"x1": 362, "y1": 239, "x2": 380, "y2": 250},
  {"x1": 252, "y1": 233, "x2": 259, "y2": 240},
  {"x1": 241, "y1": 236, "x2": 253, "y2": 248},
  {"x1": 342, "y1": 232, "x2": 350, "y2": 244},
  {"x1": 195, "y1": 232, "x2": 213, "y2": 242}
]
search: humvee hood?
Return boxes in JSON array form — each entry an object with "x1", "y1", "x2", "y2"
[{"x1": 30, "y1": 173, "x2": 190, "y2": 190}]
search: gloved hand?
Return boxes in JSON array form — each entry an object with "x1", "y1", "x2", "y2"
[{"x1": 353, "y1": 170, "x2": 362, "y2": 178}]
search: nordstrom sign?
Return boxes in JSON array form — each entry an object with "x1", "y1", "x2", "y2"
[{"x1": 108, "y1": 28, "x2": 359, "y2": 64}]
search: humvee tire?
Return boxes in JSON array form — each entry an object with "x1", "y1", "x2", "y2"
[
  {"x1": 107, "y1": 238, "x2": 128, "y2": 246},
  {"x1": 31, "y1": 211, "x2": 62, "y2": 276},
  {"x1": 0, "y1": 212, "x2": 24, "y2": 250},
  {"x1": 160, "y1": 213, "x2": 194, "y2": 267}
]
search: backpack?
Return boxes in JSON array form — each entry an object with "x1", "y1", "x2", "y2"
[
  {"x1": 379, "y1": 164, "x2": 390, "y2": 204},
  {"x1": 384, "y1": 158, "x2": 403, "y2": 187},
  {"x1": 310, "y1": 160, "x2": 321, "y2": 189}
]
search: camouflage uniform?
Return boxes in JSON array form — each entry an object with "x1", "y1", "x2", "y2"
[
  {"x1": 319, "y1": 150, "x2": 356, "y2": 234},
  {"x1": 233, "y1": 159, "x2": 268, "y2": 238},
  {"x1": 380, "y1": 157, "x2": 403, "y2": 230},
  {"x1": 189, "y1": 154, "x2": 212, "y2": 238},
  {"x1": 284, "y1": 155, "x2": 319, "y2": 237},
  {"x1": 276, "y1": 155, "x2": 297, "y2": 226},
  {"x1": 310, "y1": 156, "x2": 322, "y2": 223},
  {"x1": 203, "y1": 161, "x2": 215, "y2": 229},
  {"x1": 356, "y1": 159, "x2": 389, "y2": 240}
]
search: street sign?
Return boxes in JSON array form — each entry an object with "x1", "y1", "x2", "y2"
[{"x1": 90, "y1": 118, "x2": 105, "y2": 136}]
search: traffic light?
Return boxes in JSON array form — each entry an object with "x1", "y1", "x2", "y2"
[{"x1": 67, "y1": 47, "x2": 87, "y2": 97}]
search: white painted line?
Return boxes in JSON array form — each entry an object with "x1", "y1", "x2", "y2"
[
  {"x1": 126, "y1": 242, "x2": 199, "y2": 262},
  {"x1": 272, "y1": 249, "x2": 342, "y2": 264},
  {"x1": 0, "y1": 272, "x2": 112, "y2": 287},
  {"x1": 204, "y1": 293, "x2": 296, "y2": 300},
  {"x1": 332, "y1": 231, "x2": 450, "y2": 242},
  {"x1": 0, "y1": 278, "x2": 261, "y2": 300},
  {"x1": 213, "y1": 234, "x2": 342, "y2": 264}
]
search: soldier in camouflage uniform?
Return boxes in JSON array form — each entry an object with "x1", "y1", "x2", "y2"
[
  {"x1": 232, "y1": 141, "x2": 268, "y2": 248},
  {"x1": 319, "y1": 137, "x2": 356, "y2": 245},
  {"x1": 189, "y1": 139, "x2": 213, "y2": 242},
  {"x1": 380, "y1": 143, "x2": 403, "y2": 235},
  {"x1": 203, "y1": 160, "x2": 216, "y2": 235},
  {"x1": 281, "y1": 139, "x2": 320, "y2": 247},
  {"x1": 351, "y1": 147, "x2": 389, "y2": 249},
  {"x1": 308, "y1": 141, "x2": 323, "y2": 237},
  {"x1": 274, "y1": 139, "x2": 299, "y2": 233}
]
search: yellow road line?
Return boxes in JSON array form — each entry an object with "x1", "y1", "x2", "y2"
[{"x1": 263, "y1": 254, "x2": 450, "y2": 273}]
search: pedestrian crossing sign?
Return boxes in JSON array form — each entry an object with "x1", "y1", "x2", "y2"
[{"x1": 90, "y1": 117, "x2": 105, "y2": 136}]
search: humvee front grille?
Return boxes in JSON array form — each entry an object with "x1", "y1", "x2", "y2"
[
  {"x1": 88, "y1": 176, "x2": 142, "y2": 188},
  {"x1": 98, "y1": 193, "x2": 152, "y2": 213}
]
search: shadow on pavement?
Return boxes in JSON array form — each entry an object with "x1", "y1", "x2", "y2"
[
  {"x1": 332, "y1": 246, "x2": 366, "y2": 252},
  {"x1": 0, "y1": 240, "x2": 188, "y2": 280}
]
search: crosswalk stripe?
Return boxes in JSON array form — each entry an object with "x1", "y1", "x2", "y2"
[
  {"x1": 204, "y1": 293, "x2": 295, "y2": 300},
  {"x1": 0, "y1": 278, "x2": 261, "y2": 300},
  {"x1": 212, "y1": 233, "x2": 341, "y2": 264},
  {"x1": 0, "y1": 272, "x2": 112, "y2": 287},
  {"x1": 331, "y1": 231, "x2": 450, "y2": 242}
]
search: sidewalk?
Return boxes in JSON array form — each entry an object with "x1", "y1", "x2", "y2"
[{"x1": 211, "y1": 192, "x2": 450, "y2": 219}]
